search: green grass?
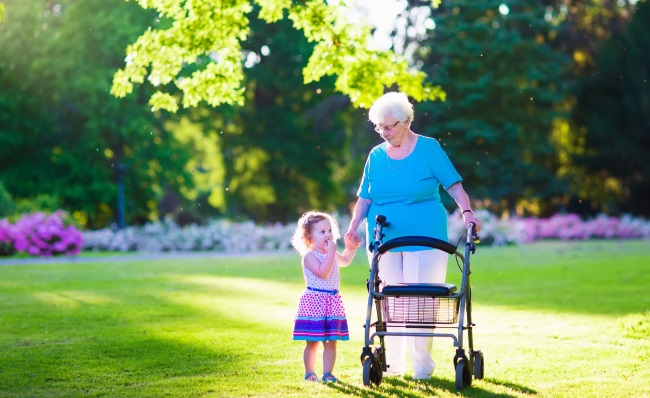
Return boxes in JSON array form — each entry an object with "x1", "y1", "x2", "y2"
[{"x1": 0, "y1": 240, "x2": 649, "y2": 397}]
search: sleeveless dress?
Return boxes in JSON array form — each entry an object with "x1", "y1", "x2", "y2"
[{"x1": 292, "y1": 250, "x2": 349, "y2": 341}]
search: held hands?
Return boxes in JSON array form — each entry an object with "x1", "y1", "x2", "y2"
[{"x1": 344, "y1": 231, "x2": 362, "y2": 250}]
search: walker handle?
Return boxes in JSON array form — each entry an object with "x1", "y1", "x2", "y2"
[
  {"x1": 377, "y1": 236, "x2": 458, "y2": 255},
  {"x1": 468, "y1": 222, "x2": 480, "y2": 244}
]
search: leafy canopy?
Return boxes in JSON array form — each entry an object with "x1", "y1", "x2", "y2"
[
  {"x1": 111, "y1": 0, "x2": 444, "y2": 111},
  {"x1": 409, "y1": 0, "x2": 569, "y2": 215}
]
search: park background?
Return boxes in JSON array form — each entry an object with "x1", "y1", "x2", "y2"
[{"x1": 1, "y1": 0, "x2": 649, "y2": 397}]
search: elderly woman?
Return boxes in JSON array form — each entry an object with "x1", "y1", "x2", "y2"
[{"x1": 345, "y1": 92, "x2": 482, "y2": 380}]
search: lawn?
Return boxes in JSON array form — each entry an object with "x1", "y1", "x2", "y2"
[{"x1": 0, "y1": 240, "x2": 649, "y2": 397}]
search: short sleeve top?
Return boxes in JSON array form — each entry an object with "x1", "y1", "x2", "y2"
[{"x1": 357, "y1": 135, "x2": 462, "y2": 249}]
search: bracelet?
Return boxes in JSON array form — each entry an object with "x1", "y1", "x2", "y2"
[{"x1": 463, "y1": 210, "x2": 473, "y2": 215}]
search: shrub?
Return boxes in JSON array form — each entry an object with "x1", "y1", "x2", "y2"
[
  {"x1": 0, "y1": 218, "x2": 17, "y2": 256},
  {"x1": 13, "y1": 194, "x2": 62, "y2": 219},
  {"x1": 0, "y1": 183, "x2": 14, "y2": 218},
  {"x1": 0, "y1": 211, "x2": 84, "y2": 257}
]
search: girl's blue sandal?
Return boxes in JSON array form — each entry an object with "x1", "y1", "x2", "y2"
[
  {"x1": 304, "y1": 372, "x2": 318, "y2": 382},
  {"x1": 322, "y1": 372, "x2": 338, "y2": 383}
]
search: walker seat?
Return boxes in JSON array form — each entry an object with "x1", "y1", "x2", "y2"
[{"x1": 382, "y1": 283, "x2": 457, "y2": 297}]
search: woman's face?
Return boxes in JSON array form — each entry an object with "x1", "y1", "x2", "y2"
[{"x1": 375, "y1": 116, "x2": 408, "y2": 146}]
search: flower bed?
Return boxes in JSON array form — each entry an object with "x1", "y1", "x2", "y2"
[
  {"x1": 0, "y1": 211, "x2": 84, "y2": 256},
  {"x1": 82, "y1": 218, "x2": 296, "y2": 253},
  {"x1": 82, "y1": 211, "x2": 650, "y2": 254},
  {"x1": 447, "y1": 210, "x2": 650, "y2": 245},
  {"x1": 4, "y1": 210, "x2": 649, "y2": 257}
]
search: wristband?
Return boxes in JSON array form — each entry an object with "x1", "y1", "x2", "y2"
[{"x1": 463, "y1": 210, "x2": 473, "y2": 215}]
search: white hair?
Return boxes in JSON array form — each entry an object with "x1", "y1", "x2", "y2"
[{"x1": 368, "y1": 92, "x2": 414, "y2": 124}]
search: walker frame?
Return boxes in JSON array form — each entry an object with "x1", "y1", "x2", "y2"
[{"x1": 360, "y1": 215, "x2": 483, "y2": 390}]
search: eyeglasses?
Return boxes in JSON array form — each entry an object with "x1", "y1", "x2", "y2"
[{"x1": 374, "y1": 120, "x2": 401, "y2": 133}]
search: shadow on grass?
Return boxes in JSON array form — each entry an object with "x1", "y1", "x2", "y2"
[
  {"x1": 326, "y1": 375, "x2": 537, "y2": 397},
  {"x1": 0, "y1": 272, "x2": 298, "y2": 396}
]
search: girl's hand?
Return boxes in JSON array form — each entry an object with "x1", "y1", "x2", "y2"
[
  {"x1": 344, "y1": 233, "x2": 361, "y2": 250},
  {"x1": 325, "y1": 239, "x2": 337, "y2": 257},
  {"x1": 345, "y1": 230, "x2": 361, "y2": 246}
]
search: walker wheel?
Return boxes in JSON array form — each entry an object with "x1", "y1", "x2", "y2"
[
  {"x1": 455, "y1": 359, "x2": 472, "y2": 390},
  {"x1": 472, "y1": 351, "x2": 484, "y2": 380},
  {"x1": 362, "y1": 356, "x2": 382, "y2": 387}
]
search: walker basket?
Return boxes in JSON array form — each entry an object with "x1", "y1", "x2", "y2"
[{"x1": 382, "y1": 296, "x2": 460, "y2": 324}]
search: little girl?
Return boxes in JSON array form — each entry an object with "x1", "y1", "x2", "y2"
[{"x1": 290, "y1": 211, "x2": 360, "y2": 383}]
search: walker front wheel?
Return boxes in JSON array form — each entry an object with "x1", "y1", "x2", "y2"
[
  {"x1": 362, "y1": 356, "x2": 382, "y2": 387},
  {"x1": 455, "y1": 359, "x2": 472, "y2": 390}
]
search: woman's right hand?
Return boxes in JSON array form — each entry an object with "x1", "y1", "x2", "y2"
[{"x1": 344, "y1": 230, "x2": 362, "y2": 249}]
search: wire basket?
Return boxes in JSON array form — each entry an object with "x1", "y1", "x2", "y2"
[{"x1": 382, "y1": 296, "x2": 459, "y2": 324}]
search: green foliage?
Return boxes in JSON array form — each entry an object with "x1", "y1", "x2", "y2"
[
  {"x1": 573, "y1": 0, "x2": 650, "y2": 217},
  {"x1": 112, "y1": 0, "x2": 444, "y2": 111},
  {"x1": 210, "y1": 6, "x2": 362, "y2": 222},
  {"x1": 12, "y1": 194, "x2": 61, "y2": 216},
  {"x1": 411, "y1": 0, "x2": 570, "y2": 214},
  {"x1": 0, "y1": 182, "x2": 13, "y2": 218},
  {"x1": 0, "y1": 187, "x2": 80, "y2": 225},
  {"x1": 0, "y1": 0, "x2": 203, "y2": 228}
]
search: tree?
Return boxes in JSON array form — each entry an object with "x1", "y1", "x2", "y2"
[
  {"x1": 179, "y1": 5, "x2": 372, "y2": 222},
  {"x1": 110, "y1": 0, "x2": 445, "y2": 112},
  {"x1": 572, "y1": 0, "x2": 650, "y2": 217},
  {"x1": 403, "y1": 0, "x2": 570, "y2": 215},
  {"x1": 0, "y1": 0, "x2": 204, "y2": 227}
]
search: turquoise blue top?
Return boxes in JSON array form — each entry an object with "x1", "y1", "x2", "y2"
[{"x1": 357, "y1": 135, "x2": 462, "y2": 251}]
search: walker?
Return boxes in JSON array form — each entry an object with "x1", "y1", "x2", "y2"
[{"x1": 360, "y1": 215, "x2": 483, "y2": 390}]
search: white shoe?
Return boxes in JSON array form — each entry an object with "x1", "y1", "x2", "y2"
[
  {"x1": 383, "y1": 370, "x2": 404, "y2": 377},
  {"x1": 413, "y1": 361, "x2": 435, "y2": 380}
]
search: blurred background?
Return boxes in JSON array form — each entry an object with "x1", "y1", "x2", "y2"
[{"x1": 1, "y1": 0, "x2": 648, "y2": 232}]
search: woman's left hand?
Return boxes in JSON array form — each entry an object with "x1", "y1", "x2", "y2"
[{"x1": 463, "y1": 212, "x2": 482, "y2": 232}]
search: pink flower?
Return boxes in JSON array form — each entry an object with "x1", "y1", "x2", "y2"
[{"x1": 0, "y1": 211, "x2": 83, "y2": 257}]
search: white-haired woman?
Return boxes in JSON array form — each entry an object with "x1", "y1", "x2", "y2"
[{"x1": 345, "y1": 92, "x2": 482, "y2": 380}]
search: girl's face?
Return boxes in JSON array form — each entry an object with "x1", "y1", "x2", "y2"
[{"x1": 308, "y1": 219, "x2": 333, "y2": 251}]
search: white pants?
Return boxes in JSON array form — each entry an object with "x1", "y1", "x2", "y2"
[{"x1": 369, "y1": 249, "x2": 448, "y2": 378}]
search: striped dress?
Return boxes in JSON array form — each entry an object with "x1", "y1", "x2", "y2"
[{"x1": 292, "y1": 250, "x2": 349, "y2": 341}]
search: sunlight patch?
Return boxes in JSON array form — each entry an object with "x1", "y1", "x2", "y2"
[
  {"x1": 62, "y1": 290, "x2": 115, "y2": 305},
  {"x1": 32, "y1": 291, "x2": 115, "y2": 308},
  {"x1": 160, "y1": 275, "x2": 300, "y2": 324},
  {"x1": 619, "y1": 312, "x2": 650, "y2": 339},
  {"x1": 33, "y1": 292, "x2": 79, "y2": 308},
  {"x1": 170, "y1": 274, "x2": 301, "y2": 298}
]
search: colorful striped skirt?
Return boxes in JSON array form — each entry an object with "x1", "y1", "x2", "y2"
[{"x1": 293, "y1": 288, "x2": 349, "y2": 341}]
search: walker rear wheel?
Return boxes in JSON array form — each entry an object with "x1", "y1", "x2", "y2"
[{"x1": 472, "y1": 351, "x2": 484, "y2": 380}]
